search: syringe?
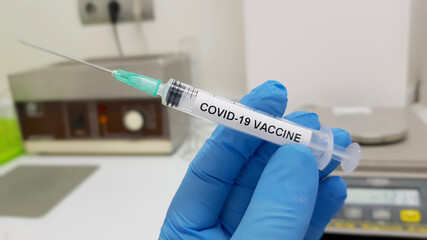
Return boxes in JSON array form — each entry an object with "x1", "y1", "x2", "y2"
[{"x1": 20, "y1": 41, "x2": 361, "y2": 172}]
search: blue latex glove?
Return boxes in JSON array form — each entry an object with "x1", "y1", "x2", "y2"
[{"x1": 160, "y1": 81, "x2": 351, "y2": 240}]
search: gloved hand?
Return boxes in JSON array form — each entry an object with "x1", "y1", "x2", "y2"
[{"x1": 160, "y1": 81, "x2": 351, "y2": 240}]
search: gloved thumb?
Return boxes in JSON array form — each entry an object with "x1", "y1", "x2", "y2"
[{"x1": 231, "y1": 144, "x2": 319, "y2": 240}]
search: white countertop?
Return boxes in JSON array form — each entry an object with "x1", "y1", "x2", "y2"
[{"x1": 0, "y1": 148, "x2": 192, "y2": 240}]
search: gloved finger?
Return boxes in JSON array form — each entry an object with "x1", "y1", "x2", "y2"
[
  {"x1": 319, "y1": 128, "x2": 352, "y2": 179},
  {"x1": 219, "y1": 111, "x2": 320, "y2": 233},
  {"x1": 232, "y1": 144, "x2": 319, "y2": 239},
  {"x1": 220, "y1": 120, "x2": 353, "y2": 235},
  {"x1": 161, "y1": 81, "x2": 288, "y2": 232},
  {"x1": 303, "y1": 176, "x2": 347, "y2": 240}
]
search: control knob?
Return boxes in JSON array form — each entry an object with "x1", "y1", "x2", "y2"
[{"x1": 123, "y1": 110, "x2": 144, "y2": 131}]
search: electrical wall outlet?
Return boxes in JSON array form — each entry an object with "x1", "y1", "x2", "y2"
[{"x1": 78, "y1": 0, "x2": 154, "y2": 25}]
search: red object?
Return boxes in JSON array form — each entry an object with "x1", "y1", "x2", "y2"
[{"x1": 98, "y1": 104, "x2": 106, "y2": 112}]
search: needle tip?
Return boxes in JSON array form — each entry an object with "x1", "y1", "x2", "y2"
[{"x1": 18, "y1": 40, "x2": 114, "y2": 74}]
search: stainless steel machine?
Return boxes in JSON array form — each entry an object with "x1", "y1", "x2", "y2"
[{"x1": 9, "y1": 54, "x2": 191, "y2": 154}]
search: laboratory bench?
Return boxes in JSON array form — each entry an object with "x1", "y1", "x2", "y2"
[
  {"x1": 0, "y1": 151, "x2": 190, "y2": 240},
  {"x1": 0, "y1": 149, "x2": 421, "y2": 240}
]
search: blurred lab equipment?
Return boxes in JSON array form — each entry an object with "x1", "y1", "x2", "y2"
[
  {"x1": 307, "y1": 106, "x2": 427, "y2": 239},
  {"x1": 8, "y1": 54, "x2": 192, "y2": 155},
  {"x1": 0, "y1": 99, "x2": 23, "y2": 165}
]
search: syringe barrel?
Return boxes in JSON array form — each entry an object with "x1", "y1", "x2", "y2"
[{"x1": 159, "y1": 79, "x2": 359, "y2": 172}]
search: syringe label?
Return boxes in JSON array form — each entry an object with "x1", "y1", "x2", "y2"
[{"x1": 192, "y1": 92, "x2": 312, "y2": 146}]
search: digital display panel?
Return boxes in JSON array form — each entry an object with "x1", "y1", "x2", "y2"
[{"x1": 346, "y1": 188, "x2": 420, "y2": 206}]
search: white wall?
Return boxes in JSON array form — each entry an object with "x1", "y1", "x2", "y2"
[
  {"x1": 244, "y1": 0, "x2": 410, "y2": 111},
  {"x1": 0, "y1": 0, "x2": 246, "y2": 101}
]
